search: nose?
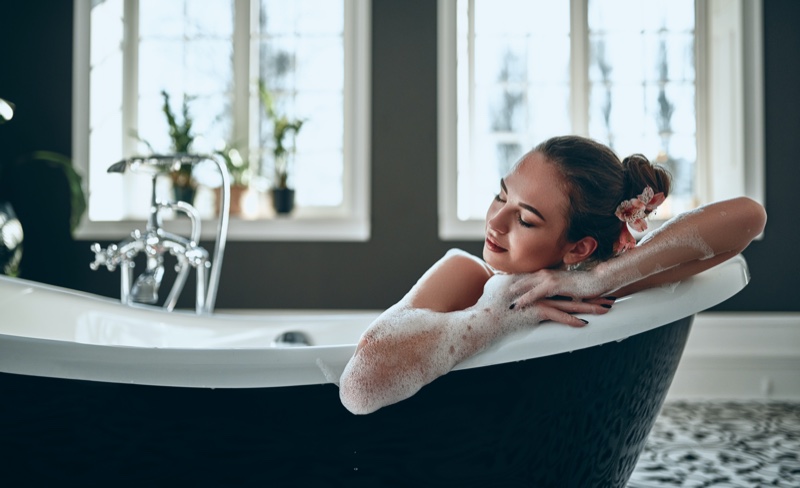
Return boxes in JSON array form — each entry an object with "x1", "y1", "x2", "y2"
[{"x1": 487, "y1": 208, "x2": 509, "y2": 235}]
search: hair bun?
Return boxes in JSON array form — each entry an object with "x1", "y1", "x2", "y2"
[{"x1": 621, "y1": 153, "x2": 672, "y2": 202}]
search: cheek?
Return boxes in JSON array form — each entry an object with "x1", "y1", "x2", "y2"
[{"x1": 509, "y1": 234, "x2": 561, "y2": 270}]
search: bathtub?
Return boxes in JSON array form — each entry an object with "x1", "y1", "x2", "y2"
[{"x1": 0, "y1": 255, "x2": 750, "y2": 486}]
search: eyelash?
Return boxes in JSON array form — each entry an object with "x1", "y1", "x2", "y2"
[{"x1": 494, "y1": 194, "x2": 534, "y2": 228}]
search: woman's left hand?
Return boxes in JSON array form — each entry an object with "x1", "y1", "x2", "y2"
[{"x1": 508, "y1": 268, "x2": 612, "y2": 312}]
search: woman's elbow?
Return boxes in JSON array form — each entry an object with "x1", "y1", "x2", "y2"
[
  {"x1": 733, "y1": 196, "x2": 767, "y2": 240},
  {"x1": 339, "y1": 339, "x2": 391, "y2": 415},
  {"x1": 339, "y1": 370, "x2": 382, "y2": 415}
]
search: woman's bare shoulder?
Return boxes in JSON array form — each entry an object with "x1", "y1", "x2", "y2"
[{"x1": 407, "y1": 249, "x2": 494, "y2": 312}]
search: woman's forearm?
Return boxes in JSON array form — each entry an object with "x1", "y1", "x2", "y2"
[
  {"x1": 340, "y1": 271, "x2": 614, "y2": 415},
  {"x1": 595, "y1": 196, "x2": 766, "y2": 296},
  {"x1": 339, "y1": 304, "x2": 498, "y2": 415}
]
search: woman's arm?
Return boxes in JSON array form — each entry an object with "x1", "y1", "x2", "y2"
[
  {"x1": 339, "y1": 249, "x2": 610, "y2": 414},
  {"x1": 609, "y1": 196, "x2": 766, "y2": 296},
  {"x1": 339, "y1": 250, "x2": 492, "y2": 414},
  {"x1": 512, "y1": 196, "x2": 767, "y2": 306}
]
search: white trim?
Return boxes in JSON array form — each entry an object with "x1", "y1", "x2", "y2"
[
  {"x1": 697, "y1": 0, "x2": 765, "y2": 207},
  {"x1": 742, "y1": 0, "x2": 765, "y2": 207},
  {"x1": 344, "y1": 0, "x2": 372, "y2": 239},
  {"x1": 569, "y1": 0, "x2": 589, "y2": 136},
  {"x1": 232, "y1": 0, "x2": 250, "y2": 157},
  {"x1": 76, "y1": 215, "x2": 370, "y2": 242},
  {"x1": 122, "y1": 0, "x2": 138, "y2": 158},
  {"x1": 703, "y1": 0, "x2": 746, "y2": 203},
  {"x1": 437, "y1": 0, "x2": 463, "y2": 239},
  {"x1": 71, "y1": 0, "x2": 90, "y2": 226},
  {"x1": 668, "y1": 313, "x2": 800, "y2": 400},
  {"x1": 72, "y1": 0, "x2": 371, "y2": 242}
]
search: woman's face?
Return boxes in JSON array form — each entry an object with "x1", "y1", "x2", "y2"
[{"x1": 483, "y1": 151, "x2": 575, "y2": 274}]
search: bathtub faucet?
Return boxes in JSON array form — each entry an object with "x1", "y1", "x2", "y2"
[{"x1": 90, "y1": 154, "x2": 230, "y2": 314}]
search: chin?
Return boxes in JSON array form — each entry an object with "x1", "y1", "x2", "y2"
[{"x1": 483, "y1": 252, "x2": 512, "y2": 274}]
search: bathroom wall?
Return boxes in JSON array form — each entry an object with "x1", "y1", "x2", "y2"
[{"x1": 0, "y1": 0, "x2": 797, "y2": 312}]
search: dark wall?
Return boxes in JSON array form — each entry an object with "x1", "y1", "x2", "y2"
[{"x1": 1, "y1": 0, "x2": 797, "y2": 312}]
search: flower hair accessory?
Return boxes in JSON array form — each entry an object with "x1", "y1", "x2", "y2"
[
  {"x1": 614, "y1": 186, "x2": 665, "y2": 232},
  {"x1": 613, "y1": 226, "x2": 637, "y2": 255},
  {"x1": 613, "y1": 186, "x2": 665, "y2": 254}
]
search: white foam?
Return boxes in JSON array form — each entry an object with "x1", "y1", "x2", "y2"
[
  {"x1": 339, "y1": 274, "x2": 547, "y2": 414},
  {"x1": 647, "y1": 218, "x2": 716, "y2": 262}
]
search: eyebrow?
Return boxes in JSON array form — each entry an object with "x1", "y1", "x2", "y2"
[{"x1": 500, "y1": 179, "x2": 547, "y2": 222}]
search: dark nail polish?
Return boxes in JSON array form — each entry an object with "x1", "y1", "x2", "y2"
[
  {"x1": 509, "y1": 303, "x2": 516, "y2": 310},
  {"x1": 601, "y1": 304, "x2": 612, "y2": 309},
  {"x1": 580, "y1": 319, "x2": 589, "y2": 324},
  {"x1": 603, "y1": 296, "x2": 617, "y2": 301}
]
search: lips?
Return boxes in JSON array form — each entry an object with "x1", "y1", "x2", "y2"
[{"x1": 485, "y1": 236, "x2": 507, "y2": 253}]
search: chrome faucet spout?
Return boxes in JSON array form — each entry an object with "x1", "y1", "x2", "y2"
[
  {"x1": 131, "y1": 264, "x2": 164, "y2": 304},
  {"x1": 90, "y1": 153, "x2": 230, "y2": 314}
]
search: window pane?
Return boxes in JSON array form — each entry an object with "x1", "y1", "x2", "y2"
[
  {"x1": 257, "y1": 0, "x2": 345, "y2": 207},
  {"x1": 89, "y1": 0, "x2": 125, "y2": 221},
  {"x1": 457, "y1": 0, "x2": 570, "y2": 220},
  {"x1": 588, "y1": 0, "x2": 695, "y2": 215},
  {"x1": 138, "y1": 0, "x2": 233, "y2": 159}
]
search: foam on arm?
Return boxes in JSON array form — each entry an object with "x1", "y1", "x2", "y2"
[
  {"x1": 597, "y1": 197, "x2": 766, "y2": 296},
  {"x1": 339, "y1": 274, "x2": 533, "y2": 415}
]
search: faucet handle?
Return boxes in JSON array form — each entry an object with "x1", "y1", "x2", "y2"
[{"x1": 89, "y1": 242, "x2": 119, "y2": 271}]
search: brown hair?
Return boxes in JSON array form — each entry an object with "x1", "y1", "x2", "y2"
[{"x1": 533, "y1": 135, "x2": 672, "y2": 261}]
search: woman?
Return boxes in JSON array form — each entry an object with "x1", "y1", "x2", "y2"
[{"x1": 340, "y1": 135, "x2": 766, "y2": 415}]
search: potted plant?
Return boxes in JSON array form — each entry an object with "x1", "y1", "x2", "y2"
[
  {"x1": 160, "y1": 90, "x2": 197, "y2": 203},
  {"x1": 258, "y1": 80, "x2": 304, "y2": 215},
  {"x1": 0, "y1": 97, "x2": 87, "y2": 276},
  {"x1": 214, "y1": 143, "x2": 251, "y2": 216}
]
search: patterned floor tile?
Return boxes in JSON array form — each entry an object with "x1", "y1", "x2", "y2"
[{"x1": 628, "y1": 401, "x2": 800, "y2": 488}]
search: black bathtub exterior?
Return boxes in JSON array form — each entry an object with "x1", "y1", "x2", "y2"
[{"x1": 0, "y1": 316, "x2": 692, "y2": 487}]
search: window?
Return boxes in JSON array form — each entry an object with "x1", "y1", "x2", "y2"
[
  {"x1": 438, "y1": 0, "x2": 764, "y2": 239},
  {"x1": 73, "y1": 0, "x2": 370, "y2": 241}
]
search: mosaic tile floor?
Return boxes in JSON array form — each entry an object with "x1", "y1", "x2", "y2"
[{"x1": 628, "y1": 401, "x2": 800, "y2": 488}]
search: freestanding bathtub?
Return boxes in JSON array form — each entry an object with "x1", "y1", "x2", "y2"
[{"x1": 0, "y1": 255, "x2": 750, "y2": 486}]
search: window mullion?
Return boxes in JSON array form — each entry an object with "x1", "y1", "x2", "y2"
[
  {"x1": 467, "y1": 0, "x2": 476, "y2": 171},
  {"x1": 122, "y1": 0, "x2": 139, "y2": 158},
  {"x1": 122, "y1": 0, "x2": 140, "y2": 217},
  {"x1": 570, "y1": 0, "x2": 589, "y2": 136},
  {"x1": 233, "y1": 0, "x2": 251, "y2": 156},
  {"x1": 694, "y1": 0, "x2": 710, "y2": 204},
  {"x1": 247, "y1": 0, "x2": 261, "y2": 169}
]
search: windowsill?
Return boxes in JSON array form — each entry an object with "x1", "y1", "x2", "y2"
[{"x1": 75, "y1": 215, "x2": 371, "y2": 242}]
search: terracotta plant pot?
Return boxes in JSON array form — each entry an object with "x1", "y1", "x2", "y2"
[{"x1": 215, "y1": 184, "x2": 246, "y2": 216}]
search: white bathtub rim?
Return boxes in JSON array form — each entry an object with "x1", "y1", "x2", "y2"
[{"x1": 0, "y1": 255, "x2": 750, "y2": 388}]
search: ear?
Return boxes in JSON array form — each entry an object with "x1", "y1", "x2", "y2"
[{"x1": 563, "y1": 236, "x2": 598, "y2": 265}]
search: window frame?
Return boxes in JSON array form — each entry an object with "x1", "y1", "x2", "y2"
[
  {"x1": 72, "y1": 0, "x2": 371, "y2": 242},
  {"x1": 437, "y1": 0, "x2": 764, "y2": 240}
]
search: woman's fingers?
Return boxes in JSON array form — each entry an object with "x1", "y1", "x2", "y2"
[
  {"x1": 542, "y1": 298, "x2": 612, "y2": 316},
  {"x1": 510, "y1": 297, "x2": 613, "y2": 328},
  {"x1": 533, "y1": 304, "x2": 590, "y2": 328}
]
